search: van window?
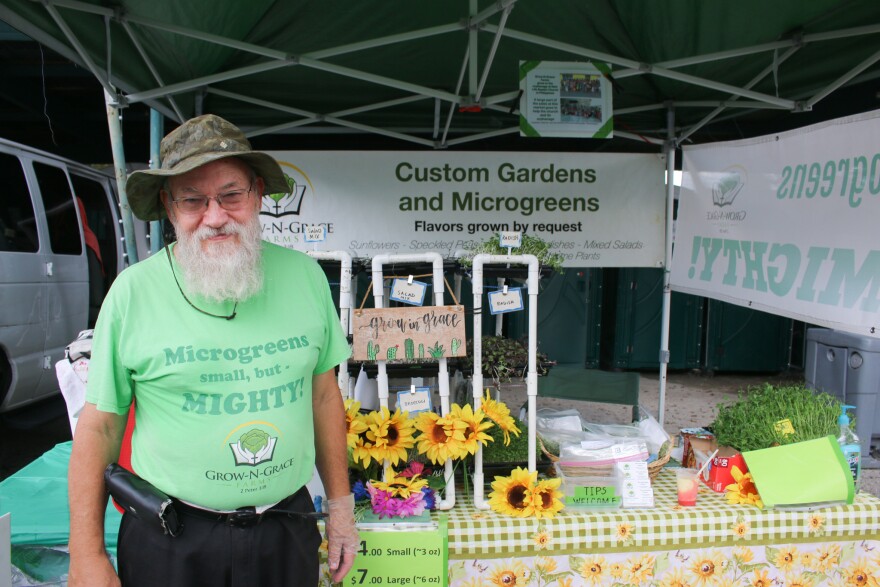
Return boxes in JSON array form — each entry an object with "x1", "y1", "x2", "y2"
[
  {"x1": 33, "y1": 161, "x2": 82, "y2": 255},
  {"x1": 70, "y1": 173, "x2": 119, "y2": 279},
  {"x1": 0, "y1": 152, "x2": 39, "y2": 252}
]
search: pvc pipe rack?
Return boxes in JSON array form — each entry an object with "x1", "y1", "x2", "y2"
[
  {"x1": 469, "y1": 253, "x2": 540, "y2": 510},
  {"x1": 307, "y1": 250, "x2": 355, "y2": 398},
  {"x1": 369, "y1": 252, "x2": 456, "y2": 510}
]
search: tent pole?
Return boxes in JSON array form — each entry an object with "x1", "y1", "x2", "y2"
[
  {"x1": 658, "y1": 106, "x2": 676, "y2": 427},
  {"x1": 149, "y1": 109, "x2": 164, "y2": 255},
  {"x1": 105, "y1": 90, "x2": 139, "y2": 265}
]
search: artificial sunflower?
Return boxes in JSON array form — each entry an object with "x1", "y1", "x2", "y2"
[
  {"x1": 452, "y1": 403, "x2": 494, "y2": 455},
  {"x1": 370, "y1": 471, "x2": 428, "y2": 499},
  {"x1": 351, "y1": 429, "x2": 375, "y2": 468},
  {"x1": 488, "y1": 467, "x2": 536, "y2": 517},
  {"x1": 414, "y1": 410, "x2": 468, "y2": 464},
  {"x1": 344, "y1": 399, "x2": 369, "y2": 450},
  {"x1": 365, "y1": 407, "x2": 416, "y2": 467},
  {"x1": 480, "y1": 388, "x2": 521, "y2": 445},
  {"x1": 725, "y1": 465, "x2": 764, "y2": 509},
  {"x1": 530, "y1": 477, "x2": 564, "y2": 519}
]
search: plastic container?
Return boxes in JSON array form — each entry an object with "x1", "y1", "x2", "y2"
[
  {"x1": 838, "y1": 404, "x2": 862, "y2": 493},
  {"x1": 554, "y1": 463, "x2": 622, "y2": 509}
]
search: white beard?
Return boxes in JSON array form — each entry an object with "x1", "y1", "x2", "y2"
[{"x1": 173, "y1": 214, "x2": 264, "y2": 303}]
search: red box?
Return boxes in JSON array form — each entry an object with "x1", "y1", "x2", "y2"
[{"x1": 702, "y1": 447, "x2": 747, "y2": 492}]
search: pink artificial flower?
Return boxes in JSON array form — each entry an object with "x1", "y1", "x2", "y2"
[
  {"x1": 366, "y1": 480, "x2": 427, "y2": 518},
  {"x1": 396, "y1": 492, "x2": 427, "y2": 517},
  {"x1": 400, "y1": 461, "x2": 426, "y2": 478}
]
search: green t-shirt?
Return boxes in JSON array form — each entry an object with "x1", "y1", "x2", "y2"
[{"x1": 87, "y1": 242, "x2": 350, "y2": 510}]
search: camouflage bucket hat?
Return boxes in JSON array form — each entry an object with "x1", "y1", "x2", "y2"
[{"x1": 125, "y1": 114, "x2": 290, "y2": 221}]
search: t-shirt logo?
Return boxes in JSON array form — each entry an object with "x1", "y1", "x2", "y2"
[{"x1": 230, "y1": 428, "x2": 278, "y2": 466}]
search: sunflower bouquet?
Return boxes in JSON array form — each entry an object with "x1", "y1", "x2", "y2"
[
  {"x1": 488, "y1": 466, "x2": 564, "y2": 519},
  {"x1": 344, "y1": 390, "x2": 522, "y2": 519}
]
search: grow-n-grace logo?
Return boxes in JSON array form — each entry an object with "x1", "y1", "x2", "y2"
[
  {"x1": 230, "y1": 427, "x2": 278, "y2": 466},
  {"x1": 260, "y1": 162, "x2": 312, "y2": 218},
  {"x1": 705, "y1": 165, "x2": 748, "y2": 226},
  {"x1": 711, "y1": 165, "x2": 746, "y2": 207}
]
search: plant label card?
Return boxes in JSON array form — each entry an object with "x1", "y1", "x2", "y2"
[
  {"x1": 396, "y1": 386, "x2": 432, "y2": 414},
  {"x1": 303, "y1": 224, "x2": 326, "y2": 243},
  {"x1": 499, "y1": 231, "x2": 522, "y2": 249},
  {"x1": 352, "y1": 305, "x2": 466, "y2": 361},
  {"x1": 390, "y1": 278, "x2": 428, "y2": 306},
  {"x1": 488, "y1": 287, "x2": 524, "y2": 315}
]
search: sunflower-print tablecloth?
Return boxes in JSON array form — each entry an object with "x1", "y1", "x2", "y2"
[{"x1": 444, "y1": 468, "x2": 880, "y2": 587}]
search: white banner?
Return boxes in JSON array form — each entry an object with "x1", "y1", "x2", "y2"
[
  {"x1": 670, "y1": 109, "x2": 880, "y2": 337},
  {"x1": 260, "y1": 151, "x2": 665, "y2": 267}
]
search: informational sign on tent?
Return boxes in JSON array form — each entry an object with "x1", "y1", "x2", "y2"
[
  {"x1": 670, "y1": 109, "x2": 880, "y2": 337},
  {"x1": 519, "y1": 61, "x2": 613, "y2": 139},
  {"x1": 260, "y1": 151, "x2": 664, "y2": 267}
]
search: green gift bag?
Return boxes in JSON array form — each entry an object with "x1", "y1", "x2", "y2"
[{"x1": 742, "y1": 435, "x2": 854, "y2": 508}]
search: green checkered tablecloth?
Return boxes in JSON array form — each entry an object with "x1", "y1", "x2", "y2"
[{"x1": 445, "y1": 468, "x2": 880, "y2": 559}]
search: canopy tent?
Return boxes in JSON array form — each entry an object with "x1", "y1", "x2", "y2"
[
  {"x1": 2, "y1": 0, "x2": 880, "y2": 424},
  {"x1": 2, "y1": 1, "x2": 880, "y2": 151}
]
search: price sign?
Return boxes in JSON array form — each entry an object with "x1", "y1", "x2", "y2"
[{"x1": 350, "y1": 520, "x2": 447, "y2": 586}]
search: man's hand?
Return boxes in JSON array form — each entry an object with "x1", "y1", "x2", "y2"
[
  {"x1": 68, "y1": 552, "x2": 120, "y2": 587},
  {"x1": 325, "y1": 493, "x2": 358, "y2": 583}
]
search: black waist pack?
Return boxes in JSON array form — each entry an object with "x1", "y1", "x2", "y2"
[{"x1": 104, "y1": 463, "x2": 183, "y2": 537}]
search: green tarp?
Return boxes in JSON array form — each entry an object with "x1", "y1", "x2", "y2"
[{"x1": 0, "y1": 441, "x2": 120, "y2": 549}]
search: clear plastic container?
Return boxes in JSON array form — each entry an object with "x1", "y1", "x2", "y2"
[{"x1": 554, "y1": 462, "x2": 622, "y2": 509}]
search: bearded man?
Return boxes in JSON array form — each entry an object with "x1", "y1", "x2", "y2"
[{"x1": 67, "y1": 114, "x2": 357, "y2": 587}]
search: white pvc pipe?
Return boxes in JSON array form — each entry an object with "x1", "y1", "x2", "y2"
[
  {"x1": 307, "y1": 250, "x2": 353, "y2": 397},
  {"x1": 370, "y1": 253, "x2": 456, "y2": 510},
  {"x1": 470, "y1": 253, "x2": 539, "y2": 510}
]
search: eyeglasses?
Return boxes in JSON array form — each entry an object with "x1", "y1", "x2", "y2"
[{"x1": 171, "y1": 184, "x2": 254, "y2": 215}]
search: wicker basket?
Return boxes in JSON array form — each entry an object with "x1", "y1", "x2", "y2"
[{"x1": 540, "y1": 436, "x2": 671, "y2": 484}]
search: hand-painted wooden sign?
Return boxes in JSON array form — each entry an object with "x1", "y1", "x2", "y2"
[{"x1": 352, "y1": 306, "x2": 466, "y2": 361}]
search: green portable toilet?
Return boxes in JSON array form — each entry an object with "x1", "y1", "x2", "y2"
[
  {"x1": 601, "y1": 268, "x2": 703, "y2": 370},
  {"x1": 703, "y1": 300, "x2": 793, "y2": 372},
  {"x1": 536, "y1": 268, "x2": 602, "y2": 367}
]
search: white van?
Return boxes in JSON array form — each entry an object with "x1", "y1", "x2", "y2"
[{"x1": 0, "y1": 137, "x2": 146, "y2": 413}]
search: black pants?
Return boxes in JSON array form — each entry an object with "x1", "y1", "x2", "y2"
[{"x1": 117, "y1": 489, "x2": 321, "y2": 587}]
